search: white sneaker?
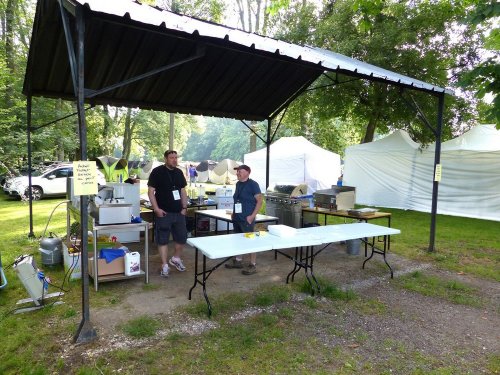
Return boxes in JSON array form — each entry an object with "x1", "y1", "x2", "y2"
[
  {"x1": 169, "y1": 257, "x2": 186, "y2": 272},
  {"x1": 160, "y1": 264, "x2": 170, "y2": 277}
]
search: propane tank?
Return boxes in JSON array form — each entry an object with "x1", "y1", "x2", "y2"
[{"x1": 39, "y1": 232, "x2": 63, "y2": 266}]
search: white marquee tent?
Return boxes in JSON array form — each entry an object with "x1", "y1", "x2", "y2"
[
  {"x1": 343, "y1": 130, "x2": 420, "y2": 209},
  {"x1": 344, "y1": 125, "x2": 500, "y2": 221},
  {"x1": 244, "y1": 136, "x2": 341, "y2": 193}
]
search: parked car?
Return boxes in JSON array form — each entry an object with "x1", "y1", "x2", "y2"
[{"x1": 3, "y1": 164, "x2": 106, "y2": 200}]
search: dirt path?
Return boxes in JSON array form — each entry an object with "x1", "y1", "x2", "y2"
[{"x1": 67, "y1": 243, "x2": 499, "y2": 373}]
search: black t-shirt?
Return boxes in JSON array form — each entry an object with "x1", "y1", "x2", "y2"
[{"x1": 147, "y1": 165, "x2": 187, "y2": 213}]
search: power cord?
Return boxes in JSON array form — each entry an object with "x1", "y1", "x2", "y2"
[{"x1": 40, "y1": 200, "x2": 70, "y2": 240}]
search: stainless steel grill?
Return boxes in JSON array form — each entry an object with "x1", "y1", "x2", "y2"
[
  {"x1": 265, "y1": 184, "x2": 308, "y2": 228},
  {"x1": 313, "y1": 186, "x2": 356, "y2": 211}
]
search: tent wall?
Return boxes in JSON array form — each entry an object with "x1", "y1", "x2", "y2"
[
  {"x1": 343, "y1": 130, "x2": 420, "y2": 209},
  {"x1": 344, "y1": 126, "x2": 500, "y2": 221},
  {"x1": 244, "y1": 136, "x2": 341, "y2": 193}
]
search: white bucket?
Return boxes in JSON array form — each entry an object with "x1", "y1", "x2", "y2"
[{"x1": 124, "y1": 252, "x2": 141, "y2": 276}]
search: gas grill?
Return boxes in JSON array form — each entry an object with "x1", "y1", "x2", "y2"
[{"x1": 265, "y1": 184, "x2": 308, "y2": 228}]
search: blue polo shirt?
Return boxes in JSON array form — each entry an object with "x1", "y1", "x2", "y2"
[{"x1": 233, "y1": 178, "x2": 261, "y2": 222}]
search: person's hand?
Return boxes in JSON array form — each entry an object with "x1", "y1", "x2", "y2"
[
  {"x1": 181, "y1": 208, "x2": 187, "y2": 216},
  {"x1": 154, "y1": 208, "x2": 166, "y2": 217}
]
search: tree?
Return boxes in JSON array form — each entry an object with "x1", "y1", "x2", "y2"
[
  {"x1": 157, "y1": 0, "x2": 224, "y2": 23},
  {"x1": 274, "y1": 0, "x2": 482, "y2": 145},
  {"x1": 0, "y1": 0, "x2": 40, "y2": 170},
  {"x1": 182, "y1": 118, "x2": 256, "y2": 161},
  {"x1": 458, "y1": 1, "x2": 500, "y2": 127}
]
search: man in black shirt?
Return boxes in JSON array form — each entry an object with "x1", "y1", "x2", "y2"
[{"x1": 148, "y1": 150, "x2": 189, "y2": 277}]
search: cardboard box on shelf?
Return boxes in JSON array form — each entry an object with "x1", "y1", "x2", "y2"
[
  {"x1": 64, "y1": 240, "x2": 125, "y2": 279},
  {"x1": 88, "y1": 254, "x2": 125, "y2": 277}
]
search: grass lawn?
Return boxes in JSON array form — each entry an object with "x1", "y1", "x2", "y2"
[{"x1": 0, "y1": 193, "x2": 498, "y2": 374}]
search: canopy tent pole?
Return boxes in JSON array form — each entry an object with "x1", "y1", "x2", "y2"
[
  {"x1": 399, "y1": 90, "x2": 445, "y2": 252},
  {"x1": 265, "y1": 119, "x2": 271, "y2": 190},
  {"x1": 428, "y1": 93, "x2": 445, "y2": 252},
  {"x1": 58, "y1": 2, "x2": 97, "y2": 343},
  {"x1": 74, "y1": 5, "x2": 97, "y2": 345}
]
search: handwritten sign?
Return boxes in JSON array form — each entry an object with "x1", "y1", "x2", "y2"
[
  {"x1": 73, "y1": 161, "x2": 98, "y2": 196},
  {"x1": 434, "y1": 164, "x2": 442, "y2": 182}
]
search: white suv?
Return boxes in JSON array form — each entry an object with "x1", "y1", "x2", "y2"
[{"x1": 3, "y1": 164, "x2": 106, "y2": 200}]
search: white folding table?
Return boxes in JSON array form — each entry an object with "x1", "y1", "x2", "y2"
[{"x1": 188, "y1": 223, "x2": 400, "y2": 316}]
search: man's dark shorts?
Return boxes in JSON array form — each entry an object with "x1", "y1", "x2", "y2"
[
  {"x1": 233, "y1": 221, "x2": 255, "y2": 234},
  {"x1": 154, "y1": 213, "x2": 187, "y2": 245}
]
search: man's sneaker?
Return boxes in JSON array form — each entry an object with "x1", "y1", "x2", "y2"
[
  {"x1": 225, "y1": 259, "x2": 243, "y2": 269},
  {"x1": 160, "y1": 264, "x2": 170, "y2": 277},
  {"x1": 242, "y1": 264, "x2": 257, "y2": 275},
  {"x1": 169, "y1": 257, "x2": 186, "y2": 272}
]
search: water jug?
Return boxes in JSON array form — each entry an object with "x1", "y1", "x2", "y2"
[{"x1": 124, "y1": 252, "x2": 141, "y2": 276}]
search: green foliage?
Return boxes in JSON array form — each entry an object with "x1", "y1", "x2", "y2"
[
  {"x1": 274, "y1": 0, "x2": 482, "y2": 144},
  {"x1": 183, "y1": 117, "x2": 268, "y2": 162},
  {"x1": 156, "y1": 0, "x2": 225, "y2": 23},
  {"x1": 458, "y1": 1, "x2": 500, "y2": 126}
]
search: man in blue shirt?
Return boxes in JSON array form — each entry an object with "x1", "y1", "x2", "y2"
[
  {"x1": 225, "y1": 164, "x2": 263, "y2": 275},
  {"x1": 188, "y1": 164, "x2": 197, "y2": 186}
]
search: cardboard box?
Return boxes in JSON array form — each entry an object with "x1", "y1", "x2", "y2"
[
  {"x1": 64, "y1": 241, "x2": 125, "y2": 279},
  {"x1": 88, "y1": 252, "x2": 125, "y2": 277}
]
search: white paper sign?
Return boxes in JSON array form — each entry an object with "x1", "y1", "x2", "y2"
[
  {"x1": 73, "y1": 161, "x2": 98, "y2": 196},
  {"x1": 434, "y1": 164, "x2": 442, "y2": 182}
]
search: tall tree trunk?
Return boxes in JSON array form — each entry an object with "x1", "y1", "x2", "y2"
[
  {"x1": 122, "y1": 108, "x2": 133, "y2": 159},
  {"x1": 246, "y1": 0, "x2": 253, "y2": 31},
  {"x1": 4, "y1": 0, "x2": 16, "y2": 106},
  {"x1": 362, "y1": 86, "x2": 386, "y2": 143},
  {"x1": 56, "y1": 100, "x2": 65, "y2": 160},
  {"x1": 362, "y1": 117, "x2": 378, "y2": 143},
  {"x1": 236, "y1": 0, "x2": 246, "y2": 30},
  {"x1": 250, "y1": 121, "x2": 257, "y2": 152},
  {"x1": 101, "y1": 105, "x2": 114, "y2": 155}
]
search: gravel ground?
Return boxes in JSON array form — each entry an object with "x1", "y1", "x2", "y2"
[{"x1": 61, "y1": 243, "x2": 499, "y2": 373}]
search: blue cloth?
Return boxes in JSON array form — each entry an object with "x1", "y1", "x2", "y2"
[
  {"x1": 99, "y1": 248, "x2": 126, "y2": 263},
  {"x1": 131, "y1": 216, "x2": 142, "y2": 223}
]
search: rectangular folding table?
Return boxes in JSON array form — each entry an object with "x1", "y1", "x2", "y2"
[{"x1": 187, "y1": 222, "x2": 400, "y2": 316}]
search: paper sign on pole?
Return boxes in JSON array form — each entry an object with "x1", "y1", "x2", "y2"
[
  {"x1": 73, "y1": 161, "x2": 98, "y2": 196},
  {"x1": 434, "y1": 164, "x2": 442, "y2": 182}
]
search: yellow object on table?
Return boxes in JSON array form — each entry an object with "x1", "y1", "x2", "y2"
[{"x1": 244, "y1": 232, "x2": 255, "y2": 238}]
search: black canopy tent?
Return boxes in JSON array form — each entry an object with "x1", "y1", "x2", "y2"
[{"x1": 23, "y1": 0, "x2": 451, "y2": 342}]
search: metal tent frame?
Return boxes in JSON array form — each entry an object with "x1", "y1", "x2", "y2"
[{"x1": 23, "y1": 0, "x2": 450, "y2": 343}]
